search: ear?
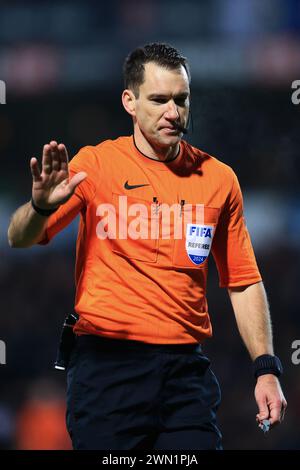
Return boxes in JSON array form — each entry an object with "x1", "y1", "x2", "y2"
[{"x1": 122, "y1": 89, "x2": 136, "y2": 117}]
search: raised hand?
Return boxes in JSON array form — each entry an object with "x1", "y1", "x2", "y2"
[{"x1": 30, "y1": 140, "x2": 87, "y2": 210}]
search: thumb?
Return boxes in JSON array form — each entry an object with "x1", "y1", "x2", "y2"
[
  {"x1": 256, "y1": 397, "x2": 270, "y2": 422},
  {"x1": 68, "y1": 172, "x2": 87, "y2": 194}
]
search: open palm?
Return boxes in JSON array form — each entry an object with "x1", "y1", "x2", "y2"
[{"x1": 30, "y1": 140, "x2": 86, "y2": 209}]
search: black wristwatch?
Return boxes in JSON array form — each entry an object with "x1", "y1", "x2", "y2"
[
  {"x1": 31, "y1": 198, "x2": 59, "y2": 217},
  {"x1": 253, "y1": 354, "x2": 283, "y2": 379}
]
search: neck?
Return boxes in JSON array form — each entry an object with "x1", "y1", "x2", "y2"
[{"x1": 133, "y1": 127, "x2": 180, "y2": 162}]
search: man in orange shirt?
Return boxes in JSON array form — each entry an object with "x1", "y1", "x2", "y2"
[{"x1": 8, "y1": 43, "x2": 286, "y2": 450}]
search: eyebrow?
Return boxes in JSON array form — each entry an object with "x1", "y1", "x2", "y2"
[{"x1": 147, "y1": 92, "x2": 189, "y2": 100}]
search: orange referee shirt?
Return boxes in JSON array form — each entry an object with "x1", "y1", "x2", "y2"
[{"x1": 39, "y1": 136, "x2": 261, "y2": 344}]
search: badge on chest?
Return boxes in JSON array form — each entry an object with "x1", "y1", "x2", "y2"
[{"x1": 185, "y1": 224, "x2": 214, "y2": 265}]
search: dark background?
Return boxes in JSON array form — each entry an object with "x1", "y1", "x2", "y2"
[{"x1": 0, "y1": 0, "x2": 300, "y2": 450}]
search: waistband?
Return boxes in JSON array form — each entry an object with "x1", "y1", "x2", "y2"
[{"x1": 76, "y1": 334, "x2": 202, "y2": 354}]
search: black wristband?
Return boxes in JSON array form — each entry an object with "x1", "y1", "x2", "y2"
[
  {"x1": 31, "y1": 198, "x2": 59, "y2": 217},
  {"x1": 253, "y1": 354, "x2": 283, "y2": 379}
]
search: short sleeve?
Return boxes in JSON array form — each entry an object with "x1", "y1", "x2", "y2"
[
  {"x1": 68, "y1": 146, "x2": 99, "y2": 204},
  {"x1": 211, "y1": 170, "x2": 262, "y2": 287},
  {"x1": 38, "y1": 146, "x2": 99, "y2": 245}
]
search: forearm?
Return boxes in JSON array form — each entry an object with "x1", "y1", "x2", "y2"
[
  {"x1": 8, "y1": 201, "x2": 48, "y2": 248},
  {"x1": 228, "y1": 281, "x2": 273, "y2": 360}
]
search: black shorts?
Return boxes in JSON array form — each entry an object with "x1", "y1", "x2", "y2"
[{"x1": 66, "y1": 335, "x2": 222, "y2": 450}]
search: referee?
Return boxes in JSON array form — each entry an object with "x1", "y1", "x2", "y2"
[{"x1": 8, "y1": 43, "x2": 287, "y2": 450}]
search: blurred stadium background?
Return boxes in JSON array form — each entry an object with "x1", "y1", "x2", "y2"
[{"x1": 0, "y1": 0, "x2": 300, "y2": 450}]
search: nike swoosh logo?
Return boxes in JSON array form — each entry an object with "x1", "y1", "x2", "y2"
[{"x1": 124, "y1": 180, "x2": 150, "y2": 190}]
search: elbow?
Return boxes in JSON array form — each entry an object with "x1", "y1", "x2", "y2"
[
  {"x1": 7, "y1": 230, "x2": 32, "y2": 249},
  {"x1": 7, "y1": 236, "x2": 26, "y2": 248},
  {"x1": 8, "y1": 239, "x2": 34, "y2": 248},
  {"x1": 7, "y1": 228, "x2": 16, "y2": 248},
  {"x1": 7, "y1": 236, "x2": 15, "y2": 248}
]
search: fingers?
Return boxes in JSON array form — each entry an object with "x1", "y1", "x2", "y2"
[
  {"x1": 256, "y1": 397, "x2": 270, "y2": 423},
  {"x1": 41, "y1": 143, "x2": 53, "y2": 174},
  {"x1": 268, "y1": 403, "x2": 282, "y2": 426},
  {"x1": 50, "y1": 141, "x2": 61, "y2": 172},
  {"x1": 281, "y1": 399, "x2": 287, "y2": 421},
  {"x1": 30, "y1": 157, "x2": 42, "y2": 182},
  {"x1": 58, "y1": 143, "x2": 69, "y2": 171},
  {"x1": 269, "y1": 399, "x2": 287, "y2": 426},
  {"x1": 42, "y1": 141, "x2": 69, "y2": 175},
  {"x1": 255, "y1": 379, "x2": 287, "y2": 431},
  {"x1": 68, "y1": 172, "x2": 87, "y2": 194},
  {"x1": 256, "y1": 399, "x2": 287, "y2": 429}
]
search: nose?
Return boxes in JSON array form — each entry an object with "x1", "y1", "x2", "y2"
[{"x1": 165, "y1": 100, "x2": 179, "y2": 120}]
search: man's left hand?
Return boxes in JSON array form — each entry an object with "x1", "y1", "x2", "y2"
[{"x1": 255, "y1": 374, "x2": 287, "y2": 428}]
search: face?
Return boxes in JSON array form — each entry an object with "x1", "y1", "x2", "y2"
[{"x1": 123, "y1": 62, "x2": 190, "y2": 151}]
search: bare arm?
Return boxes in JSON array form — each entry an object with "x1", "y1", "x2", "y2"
[
  {"x1": 8, "y1": 201, "x2": 50, "y2": 247},
  {"x1": 228, "y1": 281, "x2": 287, "y2": 427},
  {"x1": 228, "y1": 281, "x2": 273, "y2": 359},
  {"x1": 8, "y1": 140, "x2": 86, "y2": 248}
]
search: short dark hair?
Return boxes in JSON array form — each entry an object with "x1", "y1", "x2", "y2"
[{"x1": 123, "y1": 42, "x2": 190, "y2": 97}]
